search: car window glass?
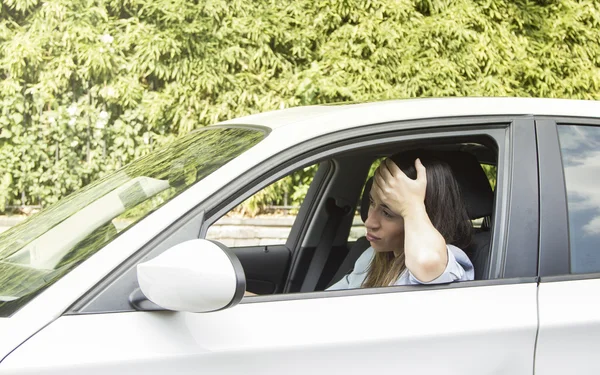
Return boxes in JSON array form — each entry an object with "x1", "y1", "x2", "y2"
[
  {"x1": 0, "y1": 127, "x2": 265, "y2": 317},
  {"x1": 206, "y1": 164, "x2": 318, "y2": 247},
  {"x1": 557, "y1": 125, "x2": 600, "y2": 274}
]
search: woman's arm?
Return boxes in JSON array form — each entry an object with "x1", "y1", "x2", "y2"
[
  {"x1": 372, "y1": 158, "x2": 448, "y2": 282},
  {"x1": 401, "y1": 202, "x2": 447, "y2": 282}
]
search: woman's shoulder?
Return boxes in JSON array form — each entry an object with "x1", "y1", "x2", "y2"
[
  {"x1": 447, "y1": 244, "x2": 474, "y2": 272},
  {"x1": 353, "y1": 247, "x2": 375, "y2": 274}
]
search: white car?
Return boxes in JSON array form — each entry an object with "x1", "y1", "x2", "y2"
[{"x1": 1, "y1": 97, "x2": 599, "y2": 374}]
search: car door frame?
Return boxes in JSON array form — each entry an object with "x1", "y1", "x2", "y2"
[
  {"x1": 535, "y1": 116, "x2": 600, "y2": 375},
  {"x1": 536, "y1": 116, "x2": 600, "y2": 277},
  {"x1": 69, "y1": 115, "x2": 538, "y2": 315}
]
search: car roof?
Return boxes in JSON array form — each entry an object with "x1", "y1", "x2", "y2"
[{"x1": 218, "y1": 97, "x2": 600, "y2": 136}]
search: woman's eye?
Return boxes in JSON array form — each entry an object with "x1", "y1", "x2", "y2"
[
  {"x1": 369, "y1": 198, "x2": 375, "y2": 207},
  {"x1": 383, "y1": 210, "x2": 392, "y2": 218}
]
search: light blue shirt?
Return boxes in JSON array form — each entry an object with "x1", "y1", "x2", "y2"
[{"x1": 327, "y1": 244, "x2": 474, "y2": 290}]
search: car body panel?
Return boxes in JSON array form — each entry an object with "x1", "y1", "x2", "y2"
[
  {"x1": 3, "y1": 283, "x2": 537, "y2": 375},
  {"x1": 220, "y1": 98, "x2": 600, "y2": 131},
  {"x1": 536, "y1": 279, "x2": 600, "y2": 375}
]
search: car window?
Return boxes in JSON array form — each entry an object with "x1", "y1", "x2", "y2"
[
  {"x1": 557, "y1": 125, "x2": 600, "y2": 274},
  {"x1": 206, "y1": 164, "x2": 318, "y2": 247},
  {"x1": 0, "y1": 126, "x2": 265, "y2": 317}
]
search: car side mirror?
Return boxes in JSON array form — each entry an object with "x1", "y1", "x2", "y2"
[{"x1": 135, "y1": 239, "x2": 246, "y2": 313}]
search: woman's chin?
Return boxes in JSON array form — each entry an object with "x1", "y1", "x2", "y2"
[{"x1": 371, "y1": 243, "x2": 389, "y2": 253}]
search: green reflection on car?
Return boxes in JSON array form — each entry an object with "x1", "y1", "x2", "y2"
[{"x1": 0, "y1": 126, "x2": 265, "y2": 316}]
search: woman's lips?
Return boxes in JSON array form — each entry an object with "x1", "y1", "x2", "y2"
[{"x1": 366, "y1": 233, "x2": 380, "y2": 242}]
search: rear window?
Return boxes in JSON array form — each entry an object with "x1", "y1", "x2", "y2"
[{"x1": 557, "y1": 124, "x2": 600, "y2": 274}]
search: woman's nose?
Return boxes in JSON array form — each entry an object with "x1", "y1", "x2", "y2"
[{"x1": 364, "y1": 208, "x2": 379, "y2": 230}]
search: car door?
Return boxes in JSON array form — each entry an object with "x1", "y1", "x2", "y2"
[
  {"x1": 2, "y1": 118, "x2": 539, "y2": 375},
  {"x1": 535, "y1": 118, "x2": 600, "y2": 375}
]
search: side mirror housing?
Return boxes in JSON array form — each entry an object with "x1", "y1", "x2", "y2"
[{"x1": 136, "y1": 239, "x2": 245, "y2": 313}]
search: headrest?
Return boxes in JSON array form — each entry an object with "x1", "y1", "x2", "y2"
[
  {"x1": 359, "y1": 151, "x2": 493, "y2": 222},
  {"x1": 442, "y1": 151, "x2": 494, "y2": 219}
]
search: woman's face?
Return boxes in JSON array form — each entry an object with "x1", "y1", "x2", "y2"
[{"x1": 364, "y1": 187, "x2": 405, "y2": 255}]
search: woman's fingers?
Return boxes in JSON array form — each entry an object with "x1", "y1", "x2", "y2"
[
  {"x1": 383, "y1": 158, "x2": 396, "y2": 177},
  {"x1": 371, "y1": 157, "x2": 428, "y2": 217},
  {"x1": 388, "y1": 159, "x2": 412, "y2": 182},
  {"x1": 375, "y1": 158, "x2": 426, "y2": 191},
  {"x1": 377, "y1": 160, "x2": 393, "y2": 180},
  {"x1": 374, "y1": 159, "x2": 409, "y2": 194},
  {"x1": 371, "y1": 176, "x2": 382, "y2": 196},
  {"x1": 378, "y1": 159, "x2": 405, "y2": 182},
  {"x1": 415, "y1": 158, "x2": 427, "y2": 184},
  {"x1": 373, "y1": 169, "x2": 388, "y2": 193},
  {"x1": 383, "y1": 159, "x2": 397, "y2": 178}
]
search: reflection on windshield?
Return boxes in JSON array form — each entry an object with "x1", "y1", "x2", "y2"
[
  {"x1": 0, "y1": 126, "x2": 265, "y2": 316},
  {"x1": 558, "y1": 125, "x2": 600, "y2": 274}
]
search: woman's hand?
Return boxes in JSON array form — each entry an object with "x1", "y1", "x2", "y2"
[
  {"x1": 373, "y1": 157, "x2": 448, "y2": 282},
  {"x1": 372, "y1": 158, "x2": 427, "y2": 218}
]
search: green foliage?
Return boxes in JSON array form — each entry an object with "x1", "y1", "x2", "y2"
[
  {"x1": 236, "y1": 164, "x2": 318, "y2": 216},
  {"x1": 481, "y1": 164, "x2": 497, "y2": 190},
  {"x1": 1, "y1": 0, "x2": 600, "y2": 212}
]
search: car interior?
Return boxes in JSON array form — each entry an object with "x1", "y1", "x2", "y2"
[{"x1": 221, "y1": 138, "x2": 498, "y2": 296}]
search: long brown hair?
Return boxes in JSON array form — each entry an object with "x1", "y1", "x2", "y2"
[{"x1": 362, "y1": 150, "x2": 472, "y2": 288}]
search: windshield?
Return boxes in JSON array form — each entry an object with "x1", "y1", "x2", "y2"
[{"x1": 0, "y1": 126, "x2": 265, "y2": 316}]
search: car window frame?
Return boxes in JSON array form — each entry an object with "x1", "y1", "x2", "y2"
[
  {"x1": 537, "y1": 116, "x2": 600, "y2": 282},
  {"x1": 206, "y1": 118, "x2": 538, "y2": 302},
  {"x1": 201, "y1": 128, "x2": 503, "y2": 267},
  {"x1": 69, "y1": 116, "x2": 537, "y2": 314}
]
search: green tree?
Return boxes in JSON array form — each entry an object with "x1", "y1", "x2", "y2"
[{"x1": 1, "y1": 0, "x2": 599, "y2": 212}]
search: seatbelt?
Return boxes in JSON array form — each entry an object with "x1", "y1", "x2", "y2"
[{"x1": 300, "y1": 197, "x2": 351, "y2": 292}]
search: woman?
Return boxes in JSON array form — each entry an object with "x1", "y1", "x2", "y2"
[{"x1": 328, "y1": 150, "x2": 474, "y2": 290}]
